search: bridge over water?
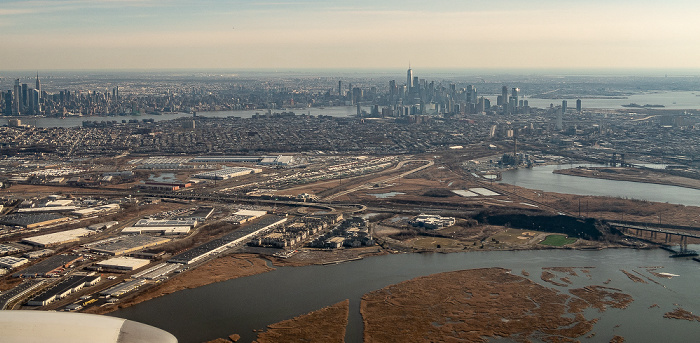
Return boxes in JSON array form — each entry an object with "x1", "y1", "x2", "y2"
[{"x1": 608, "y1": 221, "x2": 700, "y2": 256}]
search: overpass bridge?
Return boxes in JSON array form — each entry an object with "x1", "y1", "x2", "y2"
[{"x1": 608, "y1": 221, "x2": 700, "y2": 256}]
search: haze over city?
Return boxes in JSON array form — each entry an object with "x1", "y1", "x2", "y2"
[
  {"x1": 2, "y1": 1, "x2": 700, "y2": 343},
  {"x1": 2, "y1": 0, "x2": 700, "y2": 71}
]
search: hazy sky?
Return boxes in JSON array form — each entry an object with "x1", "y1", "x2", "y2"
[{"x1": 1, "y1": 0, "x2": 699, "y2": 70}]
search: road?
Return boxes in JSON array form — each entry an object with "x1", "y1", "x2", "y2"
[{"x1": 324, "y1": 160, "x2": 434, "y2": 201}]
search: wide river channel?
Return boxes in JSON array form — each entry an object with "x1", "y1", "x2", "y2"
[
  {"x1": 112, "y1": 248, "x2": 700, "y2": 343},
  {"x1": 500, "y1": 164, "x2": 700, "y2": 207}
]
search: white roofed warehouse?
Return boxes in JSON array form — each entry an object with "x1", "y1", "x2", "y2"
[
  {"x1": 192, "y1": 167, "x2": 262, "y2": 180},
  {"x1": 96, "y1": 257, "x2": 150, "y2": 271}
]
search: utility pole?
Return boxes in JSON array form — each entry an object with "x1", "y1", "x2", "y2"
[{"x1": 578, "y1": 198, "x2": 581, "y2": 217}]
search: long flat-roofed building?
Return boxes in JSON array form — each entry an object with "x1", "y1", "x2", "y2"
[
  {"x1": 100, "y1": 279, "x2": 148, "y2": 297},
  {"x1": 0, "y1": 213, "x2": 69, "y2": 229},
  {"x1": 0, "y1": 243, "x2": 24, "y2": 256},
  {"x1": 22, "y1": 228, "x2": 93, "y2": 247},
  {"x1": 16, "y1": 206, "x2": 78, "y2": 213},
  {"x1": 95, "y1": 257, "x2": 150, "y2": 271},
  {"x1": 192, "y1": 167, "x2": 262, "y2": 180},
  {"x1": 224, "y1": 209, "x2": 267, "y2": 224},
  {"x1": 27, "y1": 275, "x2": 100, "y2": 306},
  {"x1": 134, "y1": 219, "x2": 197, "y2": 227},
  {"x1": 190, "y1": 155, "x2": 294, "y2": 165},
  {"x1": 121, "y1": 226, "x2": 191, "y2": 235},
  {"x1": 0, "y1": 256, "x2": 29, "y2": 269},
  {"x1": 89, "y1": 235, "x2": 170, "y2": 256},
  {"x1": 13, "y1": 254, "x2": 83, "y2": 278},
  {"x1": 71, "y1": 204, "x2": 120, "y2": 218},
  {"x1": 169, "y1": 214, "x2": 287, "y2": 264},
  {"x1": 178, "y1": 206, "x2": 214, "y2": 222}
]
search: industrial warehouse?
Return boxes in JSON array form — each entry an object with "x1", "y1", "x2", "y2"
[
  {"x1": 168, "y1": 215, "x2": 287, "y2": 264},
  {"x1": 13, "y1": 254, "x2": 83, "y2": 278},
  {"x1": 100, "y1": 279, "x2": 148, "y2": 298},
  {"x1": 22, "y1": 229, "x2": 94, "y2": 247},
  {"x1": 71, "y1": 203, "x2": 121, "y2": 217},
  {"x1": 189, "y1": 155, "x2": 294, "y2": 165},
  {"x1": 121, "y1": 226, "x2": 191, "y2": 235},
  {"x1": 0, "y1": 213, "x2": 70, "y2": 229},
  {"x1": 192, "y1": 167, "x2": 262, "y2": 180},
  {"x1": 26, "y1": 274, "x2": 100, "y2": 306},
  {"x1": 224, "y1": 209, "x2": 267, "y2": 225},
  {"x1": 95, "y1": 257, "x2": 150, "y2": 271},
  {"x1": 88, "y1": 235, "x2": 171, "y2": 256}
]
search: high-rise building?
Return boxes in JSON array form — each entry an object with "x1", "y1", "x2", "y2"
[
  {"x1": 576, "y1": 99, "x2": 582, "y2": 113},
  {"x1": 35, "y1": 72, "x2": 41, "y2": 99},
  {"x1": 407, "y1": 65, "x2": 413, "y2": 90},
  {"x1": 3, "y1": 91, "x2": 12, "y2": 115},
  {"x1": 13, "y1": 79, "x2": 21, "y2": 115},
  {"x1": 562, "y1": 100, "x2": 568, "y2": 114},
  {"x1": 338, "y1": 81, "x2": 342, "y2": 97},
  {"x1": 556, "y1": 110, "x2": 563, "y2": 131},
  {"x1": 21, "y1": 83, "x2": 28, "y2": 108},
  {"x1": 389, "y1": 80, "x2": 397, "y2": 97},
  {"x1": 31, "y1": 89, "x2": 40, "y2": 114},
  {"x1": 501, "y1": 86, "x2": 508, "y2": 106},
  {"x1": 352, "y1": 87, "x2": 362, "y2": 105},
  {"x1": 466, "y1": 85, "x2": 477, "y2": 104},
  {"x1": 511, "y1": 88, "x2": 519, "y2": 107}
]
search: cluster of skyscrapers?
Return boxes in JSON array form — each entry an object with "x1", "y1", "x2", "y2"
[
  {"x1": 3, "y1": 74, "x2": 42, "y2": 116},
  {"x1": 369, "y1": 67, "x2": 532, "y2": 117}
]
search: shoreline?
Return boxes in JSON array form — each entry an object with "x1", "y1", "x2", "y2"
[
  {"x1": 552, "y1": 167, "x2": 700, "y2": 191},
  {"x1": 95, "y1": 243, "x2": 652, "y2": 316}
]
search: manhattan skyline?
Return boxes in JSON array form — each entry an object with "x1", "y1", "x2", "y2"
[{"x1": 2, "y1": 0, "x2": 700, "y2": 71}]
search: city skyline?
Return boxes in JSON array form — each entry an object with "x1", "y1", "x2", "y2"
[{"x1": 2, "y1": 0, "x2": 700, "y2": 71}]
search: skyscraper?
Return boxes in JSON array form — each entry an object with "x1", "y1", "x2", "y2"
[
  {"x1": 338, "y1": 81, "x2": 342, "y2": 97},
  {"x1": 32, "y1": 89, "x2": 40, "y2": 114},
  {"x1": 35, "y1": 72, "x2": 41, "y2": 99},
  {"x1": 561, "y1": 100, "x2": 568, "y2": 114},
  {"x1": 22, "y1": 83, "x2": 28, "y2": 109},
  {"x1": 13, "y1": 79, "x2": 21, "y2": 115},
  {"x1": 576, "y1": 99, "x2": 582, "y2": 113},
  {"x1": 407, "y1": 65, "x2": 413, "y2": 90},
  {"x1": 511, "y1": 87, "x2": 519, "y2": 107}
]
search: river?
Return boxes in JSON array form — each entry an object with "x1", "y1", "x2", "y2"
[
  {"x1": 111, "y1": 248, "x2": 700, "y2": 343},
  {"x1": 1, "y1": 106, "x2": 364, "y2": 128},
  {"x1": 5, "y1": 91, "x2": 700, "y2": 129},
  {"x1": 499, "y1": 164, "x2": 700, "y2": 207},
  {"x1": 523, "y1": 91, "x2": 700, "y2": 110}
]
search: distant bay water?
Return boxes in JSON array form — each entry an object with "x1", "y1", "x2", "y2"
[
  {"x1": 4, "y1": 91, "x2": 700, "y2": 129},
  {"x1": 523, "y1": 90, "x2": 700, "y2": 110},
  {"x1": 1, "y1": 106, "x2": 365, "y2": 128}
]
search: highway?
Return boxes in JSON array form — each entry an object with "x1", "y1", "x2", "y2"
[{"x1": 324, "y1": 159, "x2": 434, "y2": 201}]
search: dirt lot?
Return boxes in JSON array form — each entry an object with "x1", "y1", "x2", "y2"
[
  {"x1": 361, "y1": 267, "x2": 631, "y2": 342},
  {"x1": 374, "y1": 218, "x2": 611, "y2": 253},
  {"x1": 268, "y1": 246, "x2": 386, "y2": 267}
]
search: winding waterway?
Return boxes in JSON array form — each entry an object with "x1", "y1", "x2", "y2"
[
  {"x1": 111, "y1": 248, "x2": 700, "y2": 343},
  {"x1": 500, "y1": 164, "x2": 700, "y2": 207}
]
